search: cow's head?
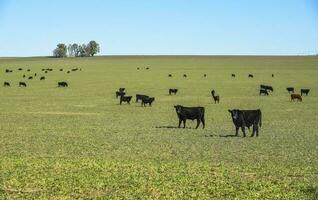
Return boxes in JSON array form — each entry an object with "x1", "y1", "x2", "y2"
[
  {"x1": 228, "y1": 109, "x2": 240, "y2": 120},
  {"x1": 174, "y1": 105, "x2": 183, "y2": 114}
]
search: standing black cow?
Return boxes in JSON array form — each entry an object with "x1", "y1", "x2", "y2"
[
  {"x1": 40, "y1": 76, "x2": 45, "y2": 80},
  {"x1": 232, "y1": 74, "x2": 236, "y2": 78},
  {"x1": 28, "y1": 76, "x2": 33, "y2": 80},
  {"x1": 3, "y1": 82, "x2": 10, "y2": 87},
  {"x1": 260, "y1": 85, "x2": 274, "y2": 92},
  {"x1": 228, "y1": 109, "x2": 262, "y2": 137},
  {"x1": 300, "y1": 89, "x2": 310, "y2": 96},
  {"x1": 203, "y1": 74, "x2": 207, "y2": 78},
  {"x1": 168, "y1": 74, "x2": 172, "y2": 77},
  {"x1": 136, "y1": 94, "x2": 148, "y2": 102},
  {"x1": 248, "y1": 74, "x2": 254, "y2": 78},
  {"x1": 141, "y1": 96, "x2": 155, "y2": 107},
  {"x1": 119, "y1": 88, "x2": 125, "y2": 92},
  {"x1": 169, "y1": 89, "x2": 178, "y2": 95},
  {"x1": 58, "y1": 82, "x2": 68, "y2": 87},
  {"x1": 120, "y1": 96, "x2": 132, "y2": 105},
  {"x1": 183, "y1": 74, "x2": 187, "y2": 78},
  {"x1": 174, "y1": 105, "x2": 205, "y2": 129},
  {"x1": 286, "y1": 87, "x2": 294, "y2": 93}
]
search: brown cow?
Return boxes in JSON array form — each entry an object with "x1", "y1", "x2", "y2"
[{"x1": 291, "y1": 94, "x2": 302, "y2": 102}]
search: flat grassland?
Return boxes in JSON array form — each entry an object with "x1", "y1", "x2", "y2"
[{"x1": 0, "y1": 56, "x2": 317, "y2": 199}]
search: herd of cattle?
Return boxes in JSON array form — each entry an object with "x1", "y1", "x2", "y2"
[{"x1": 2, "y1": 67, "x2": 81, "y2": 88}]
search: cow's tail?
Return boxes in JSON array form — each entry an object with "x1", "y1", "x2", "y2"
[{"x1": 259, "y1": 110, "x2": 262, "y2": 128}]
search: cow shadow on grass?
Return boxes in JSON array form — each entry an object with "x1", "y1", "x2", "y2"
[
  {"x1": 155, "y1": 125, "x2": 192, "y2": 129},
  {"x1": 204, "y1": 133, "x2": 240, "y2": 138}
]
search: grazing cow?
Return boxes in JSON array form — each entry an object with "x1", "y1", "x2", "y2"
[
  {"x1": 3, "y1": 82, "x2": 10, "y2": 87},
  {"x1": 120, "y1": 95, "x2": 132, "y2": 105},
  {"x1": 137, "y1": 67, "x2": 140, "y2": 70},
  {"x1": 67, "y1": 71, "x2": 70, "y2": 74},
  {"x1": 291, "y1": 94, "x2": 302, "y2": 102},
  {"x1": 169, "y1": 89, "x2": 178, "y2": 95},
  {"x1": 27, "y1": 69, "x2": 31, "y2": 72},
  {"x1": 115, "y1": 91, "x2": 126, "y2": 98},
  {"x1": 72, "y1": 68, "x2": 78, "y2": 71},
  {"x1": 168, "y1": 74, "x2": 172, "y2": 77},
  {"x1": 58, "y1": 81, "x2": 68, "y2": 87},
  {"x1": 174, "y1": 105, "x2": 205, "y2": 129},
  {"x1": 248, "y1": 74, "x2": 254, "y2": 78},
  {"x1": 28, "y1": 76, "x2": 33, "y2": 80},
  {"x1": 45, "y1": 71, "x2": 48, "y2": 73},
  {"x1": 60, "y1": 69, "x2": 63, "y2": 71},
  {"x1": 19, "y1": 82, "x2": 27, "y2": 87},
  {"x1": 259, "y1": 89, "x2": 269, "y2": 96},
  {"x1": 203, "y1": 74, "x2": 207, "y2": 78},
  {"x1": 211, "y1": 90, "x2": 220, "y2": 104},
  {"x1": 42, "y1": 69, "x2": 45, "y2": 71},
  {"x1": 228, "y1": 109, "x2": 262, "y2": 137},
  {"x1": 5, "y1": 69, "x2": 12, "y2": 73},
  {"x1": 183, "y1": 74, "x2": 187, "y2": 78},
  {"x1": 141, "y1": 96, "x2": 155, "y2": 107},
  {"x1": 18, "y1": 68, "x2": 23, "y2": 71},
  {"x1": 40, "y1": 76, "x2": 45, "y2": 80},
  {"x1": 301, "y1": 89, "x2": 310, "y2": 96},
  {"x1": 23, "y1": 74, "x2": 26, "y2": 78},
  {"x1": 260, "y1": 85, "x2": 274, "y2": 92},
  {"x1": 119, "y1": 88, "x2": 125, "y2": 92},
  {"x1": 34, "y1": 73, "x2": 37, "y2": 77},
  {"x1": 272, "y1": 74, "x2": 274, "y2": 78},
  {"x1": 286, "y1": 87, "x2": 294, "y2": 93},
  {"x1": 80, "y1": 68, "x2": 82, "y2": 71},
  {"x1": 146, "y1": 67, "x2": 150, "y2": 70},
  {"x1": 136, "y1": 94, "x2": 148, "y2": 102},
  {"x1": 232, "y1": 74, "x2": 236, "y2": 77}
]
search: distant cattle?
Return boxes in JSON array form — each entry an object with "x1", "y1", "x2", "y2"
[
  {"x1": 67, "y1": 71, "x2": 70, "y2": 74},
  {"x1": 116, "y1": 91, "x2": 126, "y2": 98},
  {"x1": 58, "y1": 81, "x2": 68, "y2": 87},
  {"x1": 146, "y1": 67, "x2": 150, "y2": 70},
  {"x1": 169, "y1": 89, "x2": 178, "y2": 95},
  {"x1": 260, "y1": 85, "x2": 273, "y2": 92},
  {"x1": 141, "y1": 96, "x2": 155, "y2": 107},
  {"x1": 34, "y1": 73, "x2": 37, "y2": 77},
  {"x1": 232, "y1": 74, "x2": 236, "y2": 77},
  {"x1": 60, "y1": 69, "x2": 63, "y2": 71},
  {"x1": 203, "y1": 74, "x2": 207, "y2": 78},
  {"x1": 120, "y1": 96, "x2": 132, "y2": 105},
  {"x1": 168, "y1": 74, "x2": 172, "y2": 77},
  {"x1": 286, "y1": 87, "x2": 294, "y2": 93},
  {"x1": 3, "y1": 82, "x2": 10, "y2": 87},
  {"x1": 228, "y1": 109, "x2": 262, "y2": 137},
  {"x1": 28, "y1": 76, "x2": 33, "y2": 80},
  {"x1": 5, "y1": 69, "x2": 13, "y2": 73},
  {"x1": 45, "y1": 71, "x2": 48, "y2": 73},
  {"x1": 248, "y1": 74, "x2": 254, "y2": 78},
  {"x1": 174, "y1": 105, "x2": 205, "y2": 129},
  {"x1": 301, "y1": 89, "x2": 310, "y2": 96},
  {"x1": 23, "y1": 74, "x2": 26, "y2": 78},
  {"x1": 259, "y1": 89, "x2": 269, "y2": 96},
  {"x1": 183, "y1": 74, "x2": 187, "y2": 78},
  {"x1": 119, "y1": 88, "x2": 125, "y2": 92},
  {"x1": 137, "y1": 67, "x2": 140, "y2": 70},
  {"x1": 291, "y1": 94, "x2": 302, "y2": 102},
  {"x1": 72, "y1": 68, "x2": 78, "y2": 71},
  {"x1": 40, "y1": 76, "x2": 45, "y2": 80},
  {"x1": 136, "y1": 94, "x2": 148, "y2": 102},
  {"x1": 211, "y1": 90, "x2": 220, "y2": 103},
  {"x1": 18, "y1": 68, "x2": 23, "y2": 71},
  {"x1": 27, "y1": 69, "x2": 31, "y2": 72},
  {"x1": 272, "y1": 74, "x2": 274, "y2": 78},
  {"x1": 19, "y1": 82, "x2": 27, "y2": 87}
]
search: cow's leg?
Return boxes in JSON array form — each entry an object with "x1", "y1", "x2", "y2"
[
  {"x1": 195, "y1": 119, "x2": 200, "y2": 129},
  {"x1": 120, "y1": 99, "x2": 122, "y2": 105},
  {"x1": 256, "y1": 125, "x2": 259, "y2": 137},
  {"x1": 235, "y1": 127, "x2": 239, "y2": 136},
  {"x1": 201, "y1": 117, "x2": 205, "y2": 129},
  {"x1": 178, "y1": 119, "x2": 182, "y2": 128},
  {"x1": 183, "y1": 120, "x2": 186, "y2": 128},
  {"x1": 241, "y1": 127, "x2": 246, "y2": 137},
  {"x1": 251, "y1": 125, "x2": 256, "y2": 137}
]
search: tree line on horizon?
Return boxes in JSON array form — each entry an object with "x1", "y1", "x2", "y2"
[{"x1": 53, "y1": 41, "x2": 100, "y2": 58}]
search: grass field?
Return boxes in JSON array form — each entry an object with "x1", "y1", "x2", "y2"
[{"x1": 0, "y1": 56, "x2": 317, "y2": 199}]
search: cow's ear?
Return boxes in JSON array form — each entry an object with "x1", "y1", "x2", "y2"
[{"x1": 228, "y1": 110, "x2": 232, "y2": 113}]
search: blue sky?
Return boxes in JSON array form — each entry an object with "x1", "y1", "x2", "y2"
[{"x1": 0, "y1": 0, "x2": 317, "y2": 56}]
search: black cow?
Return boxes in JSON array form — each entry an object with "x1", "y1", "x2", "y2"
[
  {"x1": 248, "y1": 74, "x2": 254, "y2": 78},
  {"x1": 141, "y1": 96, "x2": 155, "y2": 107},
  {"x1": 18, "y1": 68, "x2": 23, "y2": 71},
  {"x1": 183, "y1": 74, "x2": 187, "y2": 78},
  {"x1": 34, "y1": 73, "x2": 37, "y2": 77},
  {"x1": 232, "y1": 74, "x2": 236, "y2": 77},
  {"x1": 67, "y1": 71, "x2": 70, "y2": 74},
  {"x1": 228, "y1": 109, "x2": 262, "y2": 137},
  {"x1": 19, "y1": 82, "x2": 27, "y2": 87},
  {"x1": 27, "y1": 69, "x2": 31, "y2": 72},
  {"x1": 203, "y1": 74, "x2": 207, "y2": 78},
  {"x1": 301, "y1": 89, "x2": 310, "y2": 96},
  {"x1": 260, "y1": 85, "x2": 273, "y2": 92},
  {"x1": 45, "y1": 71, "x2": 48, "y2": 73},
  {"x1": 169, "y1": 89, "x2": 178, "y2": 95},
  {"x1": 136, "y1": 94, "x2": 148, "y2": 102},
  {"x1": 174, "y1": 105, "x2": 205, "y2": 129},
  {"x1": 3, "y1": 82, "x2": 10, "y2": 87},
  {"x1": 5, "y1": 69, "x2": 13, "y2": 73},
  {"x1": 58, "y1": 82, "x2": 68, "y2": 87},
  {"x1": 119, "y1": 88, "x2": 125, "y2": 92},
  {"x1": 23, "y1": 74, "x2": 26, "y2": 78},
  {"x1": 120, "y1": 96, "x2": 132, "y2": 105},
  {"x1": 116, "y1": 91, "x2": 126, "y2": 98},
  {"x1": 72, "y1": 68, "x2": 78, "y2": 71},
  {"x1": 286, "y1": 87, "x2": 294, "y2": 93},
  {"x1": 137, "y1": 67, "x2": 140, "y2": 70},
  {"x1": 272, "y1": 74, "x2": 274, "y2": 78},
  {"x1": 168, "y1": 74, "x2": 172, "y2": 77},
  {"x1": 259, "y1": 89, "x2": 269, "y2": 96},
  {"x1": 40, "y1": 76, "x2": 45, "y2": 80},
  {"x1": 28, "y1": 76, "x2": 33, "y2": 80},
  {"x1": 60, "y1": 69, "x2": 63, "y2": 71},
  {"x1": 146, "y1": 67, "x2": 150, "y2": 70}
]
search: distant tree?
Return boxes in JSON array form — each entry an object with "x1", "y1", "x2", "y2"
[
  {"x1": 53, "y1": 43, "x2": 67, "y2": 58},
  {"x1": 72, "y1": 43, "x2": 80, "y2": 57},
  {"x1": 67, "y1": 44, "x2": 73, "y2": 57},
  {"x1": 79, "y1": 44, "x2": 89, "y2": 57},
  {"x1": 87, "y1": 40, "x2": 100, "y2": 56}
]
